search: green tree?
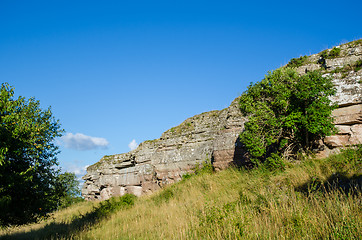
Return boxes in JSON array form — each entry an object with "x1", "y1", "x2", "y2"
[
  {"x1": 239, "y1": 68, "x2": 336, "y2": 164},
  {"x1": 0, "y1": 83, "x2": 64, "y2": 225},
  {"x1": 56, "y1": 172, "x2": 83, "y2": 209}
]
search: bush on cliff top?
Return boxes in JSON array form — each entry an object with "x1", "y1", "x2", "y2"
[
  {"x1": 286, "y1": 55, "x2": 308, "y2": 68},
  {"x1": 239, "y1": 68, "x2": 336, "y2": 164}
]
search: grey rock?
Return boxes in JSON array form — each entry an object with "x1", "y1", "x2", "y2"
[{"x1": 82, "y1": 40, "x2": 362, "y2": 201}]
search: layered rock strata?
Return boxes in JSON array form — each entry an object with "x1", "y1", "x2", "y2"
[
  {"x1": 82, "y1": 99, "x2": 247, "y2": 200},
  {"x1": 294, "y1": 41, "x2": 362, "y2": 156},
  {"x1": 82, "y1": 40, "x2": 362, "y2": 201}
]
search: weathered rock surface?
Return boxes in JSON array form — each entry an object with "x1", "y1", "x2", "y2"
[
  {"x1": 295, "y1": 42, "x2": 362, "y2": 106},
  {"x1": 324, "y1": 122, "x2": 362, "y2": 148},
  {"x1": 82, "y1": 40, "x2": 362, "y2": 201},
  {"x1": 332, "y1": 104, "x2": 362, "y2": 125},
  {"x1": 82, "y1": 99, "x2": 247, "y2": 200}
]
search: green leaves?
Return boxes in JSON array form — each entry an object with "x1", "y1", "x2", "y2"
[
  {"x1": 56, "y1": 172, "x2": 83, "y2": 209},
  {"x1": 286, "y1": 55, "x2": 308, "y2": 68},
  {"x1": 0, "y1": 83, "x2": 64, "y2": 225},
  {"x1": 239, "y1": 68, "x2": 336, "y2": 164}
]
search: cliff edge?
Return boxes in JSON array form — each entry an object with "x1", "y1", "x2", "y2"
[{"x1": 82, "y1": 40, "x2": 362, "y2": 200}]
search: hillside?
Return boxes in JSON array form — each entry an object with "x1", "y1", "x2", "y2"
[
  {"x1": 2, "y1": 40, "x2": 361, "y2": 239},
  {"x1": 82, "y1": 39, "x2": 362, "y2": 201},
  {"x1": 1, "y1": 146, "x2": 361, "y2": 239}
]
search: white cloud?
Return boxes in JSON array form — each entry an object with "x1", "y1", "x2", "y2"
[
  {"x1": 128, "y1": 139, "x2": 138, "y2": 151},
  {"x1": 61, "y1": 133, "x2": 109, "y2": 151}
]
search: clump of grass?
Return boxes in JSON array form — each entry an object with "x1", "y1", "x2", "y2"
[
  {"x1": 354, "y1": 59, "x2": 362, "y2": 72},
  {"x1": 94, "y1": 194, "x2": 136, "y2": 217},
  {"x1": 181, "y1": 159, "x2": 214, "y2": 181},
  {"x1": 286, "y1": 55, "x2": 308, "y2": 68},
  {"x1": 151, "y1": 187, "x2": 175, "y2": 204},
  {"x1": 345, "y1": 39, "x2": 362, "y2": 47},
  {"x1": 193, "y1": 159, "x2": 214, "y2": 175},
  {"x1": 167, "y1": 120, "x2": 195, "y2": 135},
  {"x1": 328, "y1": 46, "x2": 341, "y2": 58},
  {"x1": 320, "y1": 47, "x2": 341, "y2": 59},
  {"x1": 264, "y1": 152, "x2": 287, "y2": 172}
]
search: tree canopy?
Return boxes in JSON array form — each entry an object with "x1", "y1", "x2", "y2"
[
  {"x1": 0, "y1": 83, "x2": 66, "y2": 225},
  {"x1": 239, "y1": 68, "x2": 336, "y2": 166},
  {"x1": 56, "y1": 172, "x2": 83, "y2": 209}
]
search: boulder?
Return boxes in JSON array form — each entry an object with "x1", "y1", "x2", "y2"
[
  {"x1": 126, "y1": 186, "x2": 143, "y2": 197},
  {"x1": 324, "y1": 135, "x2": 351, "y2": 148},
  {"x1": 332, "y1": 104, "x2": 362, "y2": 125},
  {"x1": 100, "y1": 188, "x2": 113, "y2": 200}
]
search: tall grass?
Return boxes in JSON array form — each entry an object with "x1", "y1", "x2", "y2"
[{"x1": 1, "y1": 146, "x2": 361, "y2": 239}]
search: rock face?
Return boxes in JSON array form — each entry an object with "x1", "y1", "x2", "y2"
[
  {"x1": 294, "y1": 41, "x2": 362, "y2": 156},
  {"x1": 82, "y1": 40, "x2": 362, "y2": 201},
  {"x1": 82, "y1": 99, "x2": 247, "y2": 200},
  {"x1": 323, "y1": 106, "x2": 362, "y2": 148}
]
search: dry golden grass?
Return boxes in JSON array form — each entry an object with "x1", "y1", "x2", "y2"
[
  {"x1": 0, "y1": 201, "x2": 98, "y2": 239},
  {"x1": 1, "y1": 147, "x2": 361, "y2": 239}
]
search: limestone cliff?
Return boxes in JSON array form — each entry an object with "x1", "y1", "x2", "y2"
[
  {"x1": 82, "y1": 40, "x2": 362, "y2": 201},
  {"x1": 293, "y1": 40, "x2": 362, "y2": 156},
  {"x1": 82, "y1": 99, "x2": 246, "y2": 200}
]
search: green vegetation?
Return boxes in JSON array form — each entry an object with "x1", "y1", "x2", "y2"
[
  {"x1": 181, "y1": 159, "x2": 214, "y2": 180},
  {"x1": 2, "y1": 40, "x2": 361, "y2": 238},
  {"x1": 143, "y1": 139, "x2": 158, "y2": 144},
  {"x1": 0, "y1": 194, "x2": 136, "y2": 239},
  {"x1": 329, "y1": 58, "x2": 362, "y2": 77},
  {"x1": 328, "y1": 46, "x2": 341, "y2": 58},
  {"x1": 319, "y1": 50, "x2": 329, "y2": 59},
  {"x1": 345, "y1": 39, "x2": 362, "y2": 47},
  {"x1": 354, "y1": 59, "x2": 362, "y2": 71},
  {"x1": 1, "y1": 146, "x2": 360, "y2": 239},
  {"x1": 93, "y1": 194, "x2": 136, "y2": 217},
  {"x1": 168, "y1": 120, "x2": 195, "y2": 135},
  {"x1": 0, "y1": 83, "x2": 67, "y2": 226},
  {"x1": 286, "y1": 55, "x2": 308, "y2": 68},
  {"x1": 320, "y1": 47, "x2": 341, "y2": 59},
  {"x1": 239, "y1": 68, "x2": 336, "y2": 164},
  {"x1": 167, "y1": 110, "x2": 219, "y2": 135},
  {"x1": 88, "y1": 155, "x2": 117, "y2": 169},
  {"x1": 56, "y1": 172, "x2": 84, "y2": 209}
]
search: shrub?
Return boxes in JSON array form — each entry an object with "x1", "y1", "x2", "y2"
[
  {"x1": 329, "y1": 47, "x2": 341, "y2": 58},
  {"x1": 239, "y1": 68, "x2": 336, "y2": 163},
  {"x1": 152, "y1": 188, "x2": 174, "y2": 205},
  {"x1": 320, "y1": 47, "x2": 341, "y2": 59},
  {"x1": 193, "y1": 159, "x2": 214, "y2": 175},
  {"x1": 354, "y1": 59, "x2": 362, "y2": 72},
  {"x1": 57, "y1": 172, "x2": 83, "y2": 209},
  {"x1": 181, "y1": 159, "x2": 215, "y2": 181},
  {"x1": 95, "y1": 194, "x2": 136, "y2": 218},
  {"x1": 286, "y1": 55, "x2": 308, "y2": 68},
  {"x1": 265, "y1": 153, "x2": 286, "y2": 171}
]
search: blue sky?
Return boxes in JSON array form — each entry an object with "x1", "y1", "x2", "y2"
[{"x1": 1, "y1": 0, "x2": 361, "y2": 179}]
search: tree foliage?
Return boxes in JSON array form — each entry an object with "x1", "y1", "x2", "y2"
[
  {"x1": 56, "y1": 172, "x2": 83, "y2": 209},
  {"x1": 0, "y1": 83, "x2": 65, "y2": 225},
  {"x1": 239, "y1": 68, "x2": 336, "y2": 164}
]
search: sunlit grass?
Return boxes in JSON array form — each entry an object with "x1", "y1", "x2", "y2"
[
  {"x1": 1, "y1": 146, "x2": 361, "y2": 239},
  {"x1": 0, "y1": 201, "x2": 97, "y2": 239}
]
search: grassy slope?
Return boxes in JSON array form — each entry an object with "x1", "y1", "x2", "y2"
[{"x1": 1, "y1": 147, "x2": 361, "y2": 240}]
